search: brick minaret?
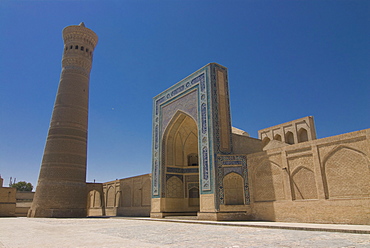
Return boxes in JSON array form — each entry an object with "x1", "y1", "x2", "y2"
[{"x1": 28, "y1": 23, "x2": 98, "y2": 217}]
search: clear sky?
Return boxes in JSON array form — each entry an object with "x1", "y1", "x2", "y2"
[{"x1": 0, "y1": 0, "x2": 369, "y2": 188}]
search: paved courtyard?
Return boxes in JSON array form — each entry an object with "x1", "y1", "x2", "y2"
[{"x1": 0, "y1": 217, "x2": 369, "y2": 248}]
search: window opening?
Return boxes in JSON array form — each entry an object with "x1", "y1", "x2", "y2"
[
  {"x1": 262, "y1": 137, "x2": 270, "y2": 147},
  {"x1": 187, "y1": 153, "x2": 198, "y2": 166},
  {"x1": 285, "y1": 131, "x2": 294, "y2": 144},
  {"x1": 298, "y1": 128, "x2": 308, "y2": 143}
]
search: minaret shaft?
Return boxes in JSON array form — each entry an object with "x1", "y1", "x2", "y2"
[{"x1": 28, "y1": 24, "x2": 98, "y2": 218}]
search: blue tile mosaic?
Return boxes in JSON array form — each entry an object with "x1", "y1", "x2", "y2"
[{"x1": 167, "y1": 167, "x2": 199, "y2": 174}]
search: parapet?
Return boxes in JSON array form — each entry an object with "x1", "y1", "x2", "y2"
[{"x1": 258, "y1": 116, "x2": 317, "y2": 147}]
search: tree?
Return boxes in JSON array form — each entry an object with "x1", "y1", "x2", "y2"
[{"x1": 11, "y1": 181, "x2": 33, "y2": 192}]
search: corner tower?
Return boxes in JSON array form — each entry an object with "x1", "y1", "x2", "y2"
[{"x1": 28, "y1": 23, "x2": 98, "y2": 217}]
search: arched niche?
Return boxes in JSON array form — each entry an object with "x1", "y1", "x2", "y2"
[
  {"x1": 164, "y1": 111, "x2": 199, "y2": 168},
  {"x1": 262, "y1": 137, "x2": 271, "y2": 147},
  {"x1": 274, "y1": 134, "x2": 282, "y2": 141},
  {"x1": 106, "y1": 186, "x2": 115, "y2": 207},
  {"x1": 285, "y1": 131, "x2": 294, "y2": 144},
  {"x1": 291, "y1": 166, "x2": 317, "y2": 200},
  {"x1": 298, "y1": 128, "x2": 308, "y2": 143},
  {"x1": 188, "y1": 187, "x2": 200, "y2": 206},
  {"x1": 253, "y1": 160, "x2": 285, "y2": 202},
  {"x1": 324, "y1": 146, "x2": 369, "y2": 198},
  {"x1": 162, "y1": 111, "x2": 200, "y2": 213},
  {"x1": 223, "y1": 172, "x2": 244, "y2": 205}
]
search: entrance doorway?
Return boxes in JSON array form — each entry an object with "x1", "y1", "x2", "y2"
[{"x1": 163, "y1": 112, "x2": 200, "y2": 214}]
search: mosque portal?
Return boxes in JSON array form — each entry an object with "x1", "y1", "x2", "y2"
[{"x1": 151, "y1": 63, "x2": 251, "y2": 220}]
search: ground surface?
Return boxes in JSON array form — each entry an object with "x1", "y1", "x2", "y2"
[{"x1": 0, "y1": 217, "x2": 369, "y2": 248}]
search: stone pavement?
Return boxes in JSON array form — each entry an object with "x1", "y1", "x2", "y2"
[
  {"x1": 138, "y1": 217, "x2": 370, "y2": 234},
  {"x1": 0, "y1": 217, "x2": 369, "y2": 248}
]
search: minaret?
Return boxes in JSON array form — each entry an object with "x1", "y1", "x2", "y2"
[{"x1": 28, "y1": 23, "x2": 98, "y2": 217}]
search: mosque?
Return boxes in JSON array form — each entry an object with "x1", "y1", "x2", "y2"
[{"x1": 9, "y1": 23, "x2": 368, "y2": 224}]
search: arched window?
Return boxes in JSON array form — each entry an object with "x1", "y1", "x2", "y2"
[
  {"x1": 75, "y1": 45, "x2": 79, "y2": 49},
  {"x1": 298, "y1": 128, "x2": 308, "y2": 143},
  {"x1": 262, "y1": 137, "x2": 270, "y2": 147},
  {"x1": 274, "y1": 134, "x2": 282, "y2": 141},
  {"x1": 187, "y1": 153, "x2": 198, "y2": 166},
  {"x1": 80, "y1": 46, "x2": 84, "y2": 51},
  {"x1": 285, "y1": 131, "x2": 294, "y2": 144},
  {"x1": 70, "y1": 45, "x2": 73, "y2": 49}
]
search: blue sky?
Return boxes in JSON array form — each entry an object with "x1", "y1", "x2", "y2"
[{"x1": 0, "y1": 0, "x2": 369, "y2": 188}]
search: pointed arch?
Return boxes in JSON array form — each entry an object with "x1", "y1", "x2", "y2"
[
  {"x1": 262, "y1": 137, "x2": 270, "y2": 147},
  {"x1": 163, "y1": 110, "x2": 197, "y2": 140},
  {"x1": 297, "y1": 128, "x2": 308, "y2": 143},
  {"x1": 87, "y1": 189, "x2": 102, "y2": 210},
  {"x1": 323, "y1": 146, "x2": 369, "y2": 198},
  {"x1": 253, "y1": 159, "x2": 285, "y2": 202},
  {"x1": 106, "y1": 186, "x2": 115, "y2": 207},
  {"x1": 285, "y1": 131, "x2": 294, "y2": 144},
  {"x1": 274, "y1": 134, "x2": 282, "y2": 141},
  {"x1": 322, "y1": 145, "x2": 368, "y2": 165},
  {"x1": 223, "y1": 172, "x2": 244, "y2": 205},
  {"x1": 291, "y1": 166, "x2": 317, "y2": 200},
  {"x1": 163, "y1": 110, "x2": 198, "y2": 167},
  {"x1": 161, "y1": 110, "x2": 200, "y2": 213},
  {"x1": 94, "y1": 190, "x2": 102, "y2": 207}
]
